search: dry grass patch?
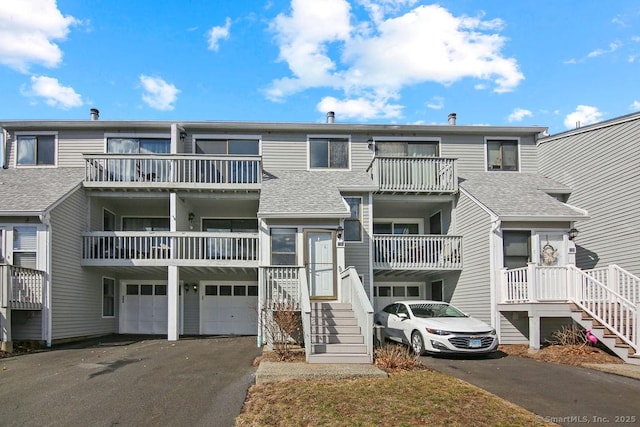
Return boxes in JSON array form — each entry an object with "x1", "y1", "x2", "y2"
[
  {"x1": 237, "y1": 370, "x2": 554, "y2": 426},
  {"x1": 501, "y1": 344, "x2": 622, "y2": 366}
]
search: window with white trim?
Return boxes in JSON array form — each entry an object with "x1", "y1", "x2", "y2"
[
  {"x1": 271, "y1": 228, "x2": 297, "y2": 265},
  {"x1": 487, "y1": 139, "x2": 519, "y2": 171},
  {"x1": 344, "y1": 197, "x2": 362, "y2": 241},
  {"x1": 13, "y1": 226, "x2": 37, "y2": 269},
  {"x1": 309, "y1": 137, "x2": 349, "y2": 169},
  {"x1": 373, "y1": 222, "x2": 419, "y2": 235},
  {"x1": 17, "y1": 135, "x2": 55, "y2": 166},
  {"x1": 102, "y1": 277, "x2": 115, "y2": 317},
  {"x1": 376, "y1": 140, "x2": 439, "y2": 157}
]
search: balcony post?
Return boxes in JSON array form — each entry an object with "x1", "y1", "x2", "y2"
[
  {"x1": 167, "y1": 266, "x2": 180, "y2": 341},
  {"x1": 0, "y1": 265, "x2": 12, "y2": 351},
  {"x1": 527, "y1": 263, "x2": 537, "y2": 303}
]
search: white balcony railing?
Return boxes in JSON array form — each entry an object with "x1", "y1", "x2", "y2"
[
  {"x1": 0, "y1": 264, "x2": 44, "y2": 310},
  {"x1": 262, "y1": 266, "x2": 301, "y2": 310},
  {"x1": 367, "y1": 156, "x2": 457, "y2": 193},
  {"x1": 82, "y1": 232, "x2": 259, "y2": 265},
  {"x1": 500, "y1": 264, "x2": 567, "y2": 303},
  {"x1": 373, "y1": 235, "x2": 462, "y2": 270},
  {"x1": 84, "y1": 154, "x2": 262, "y2": 187}
]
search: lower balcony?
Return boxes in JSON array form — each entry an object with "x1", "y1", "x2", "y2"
[
  {"x1": 373, "y1": 235, "x2": 463, "y2": 270},
  {"x1": 82, "y1": 232, "x2": 259, "y2": 267},
  {"x1": 0, "y1": 264, "x2": 44, "y2": 310}
]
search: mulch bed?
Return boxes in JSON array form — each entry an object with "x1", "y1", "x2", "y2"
[{"x1": 500, "y1": 344, "x2": 623, "y2": 366}]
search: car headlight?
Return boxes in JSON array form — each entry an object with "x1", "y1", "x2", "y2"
[
  {"x1": 490, "y1": 328, "x2": 496, "y2": 335},
  {"x1": 426, "y1": 328, "x2": 450, "y2": 336}
]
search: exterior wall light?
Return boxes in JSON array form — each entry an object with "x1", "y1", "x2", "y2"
[
  {"x1": 568, "y1": 228, "x2": 579, "y2": 240},
  {"x1": 336, "y1": 225, "x2": 344, "y2": 240},
  {"x1": 188, "y1": 212, "x2": 195, "y2": 230}
]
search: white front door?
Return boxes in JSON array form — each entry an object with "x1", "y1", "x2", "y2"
[
  {"x1": 120, "y1": 282, "x2": 169, "y2": 334},
  {"x1": 305, "y1": 231, "x2": 336, "y2": 299}
]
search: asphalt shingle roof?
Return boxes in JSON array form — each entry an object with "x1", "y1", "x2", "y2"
[
  {"x1": 459, "y1": 172, "x2": 588, "y2": 219},
  {"x1": 258, "y1": 169, "x2": 377, "y2": 218},
  {"x1": 0, "y1": 167, "x2": 85, "y2": 214}
]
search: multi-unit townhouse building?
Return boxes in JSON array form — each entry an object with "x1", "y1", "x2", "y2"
[{"x1": 1, "y1": 110, "x2": 638, "y2": 364}]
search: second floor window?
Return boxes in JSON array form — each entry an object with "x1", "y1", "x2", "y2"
[
  {"x1": 487, "y1": 139, "x2": 519, "y2": 171},
  {"x1": 376, "y1": 141, "x2": 439, "y2": 157},
  {"x1": 17, "y1": 135, "x2": 55, "y2": 166},
  {"x1": 271, "y1": 228, "x2": 296, "y2": 265},
  {"x1": 13, "y1": 226, "x2": 37, "y2": 269},
  {"x1": 195, "y1": 139, "x2": 259, "y2": 155},
  {"x1": 309, "y1": 137, "x2": 349, "y2": 169}
]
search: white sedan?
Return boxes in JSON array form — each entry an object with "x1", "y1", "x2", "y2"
[{"x1": 374, "y1": 300, "x2": 498, "y2": 355}]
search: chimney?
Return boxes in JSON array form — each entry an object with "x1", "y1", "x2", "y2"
[
  {"x1": 326, "y1": 111, "x2": 335, "y2": 124},
  {"x1": 90, "y1": 108, "x2": 100, "y2": 120},
  {"x1": 448, "y1": 113, "x2": 457, "y2": 125}
]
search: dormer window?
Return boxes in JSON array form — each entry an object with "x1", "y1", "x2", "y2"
[
  {"x1": 487, "y1": 138, "x2": 519, "y2": 171},
  {"x1": 16, "y1": 134, "x2": 56, "y2": 166},
  {"x1": 309, "y1": 137, "x2": 349, "y2": 169}
]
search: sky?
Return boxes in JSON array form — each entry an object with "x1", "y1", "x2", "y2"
[{"x1": 0, "y1": 0, "x2": 639, "y2": 136}]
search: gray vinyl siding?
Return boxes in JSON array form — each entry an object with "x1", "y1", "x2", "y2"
[
  {"x1": 538, "y1": 117, "x2": 640, "y2": 276},
  {"x1": 344, "y1": 193, "x2": 372, "y2": 297},
  {"x1": 11, "y1": 311, "x2": 43, "y2": 340},
  {"x1": 447, "y1": 192, "x2": 493, "y2": 323},
  {"x1": 50, "y1": 187, "x2": 117, "y2": 340},
  {"x1": 182, "y1": 287, "x2": 199, "y2": 335},
  {"x1": 442, "y1": 134, "x2": 538, "y2": 175},
  {"x1": 499, "y1": 312, "x2": 529, "y2": 344},
  {"x1": 57, "y1": 130, "x2": 104, "y2": 167}
]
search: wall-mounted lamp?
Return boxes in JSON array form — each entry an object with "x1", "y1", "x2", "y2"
[
  {"x1": 336, "y1": 225, "x2": 344, "y2": 240},
  {"x1": 188, "y1": 212, "x2": 195, "y2": 230},
  {"x1": 184, "y1": 283, "x2": 190, "y2": 292},
  {"x1": 178, "y1": 126, "x2": 187, "y2": 142},
  {"x1": 568, "y1": 228, "x2": 579, "y2": 240},
  {"x1": 192, "y1": 284, "x2": 198, "y2": 292},
  {"x1": 367, "y1": 138, "x2": 374, "y2": 150}
]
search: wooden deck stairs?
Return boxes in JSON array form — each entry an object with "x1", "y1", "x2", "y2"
[
  {"x1": 570, "y1": 303, "x2": 640, "y2": 365},
  {"x1": 308, "y1": 302, "x2": 370, "y2": 364}
]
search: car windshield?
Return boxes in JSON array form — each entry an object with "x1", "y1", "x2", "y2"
[{"x1": 408, "y1": 303, "x2": 466, "y2": 318}]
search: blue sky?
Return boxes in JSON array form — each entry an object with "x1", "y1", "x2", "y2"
[{"x1": 1, "y1": 0, "x2": 639, "y2": 135}]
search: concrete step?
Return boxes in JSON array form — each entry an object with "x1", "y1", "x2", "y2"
[
  {"x1": 312, "y1": 343, "x2": 368, "y2": 354},
  {"x1": 308, "y1": 353, "x2": 372, "y2": 364},
  {"x1": 311, "y1": 334, "x2": 364, "y2": 344},
  {"x1": 311, "y1": 317, "x2": 358, "y2": 326}
]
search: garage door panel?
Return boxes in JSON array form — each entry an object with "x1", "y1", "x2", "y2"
[
  {"x1": 121, "y1": 282, "x2": 169, "y2": 334},
  {"x1": 200, "y1": 284, "x2": 257, "y2": 335}
]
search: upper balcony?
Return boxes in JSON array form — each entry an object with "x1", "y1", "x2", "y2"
[
  {"x1": 81, "y1": 231, "x2": 259, "y2": 268},
  {"x1": 367, "y1": 156, "x2": 458, "y2": 194},
  {"x1": 373, "y1": 234, "x2": 463, "y2": 271},
  {"x1": 83, "y1": 154, "x2": 262, "y2": 191}
]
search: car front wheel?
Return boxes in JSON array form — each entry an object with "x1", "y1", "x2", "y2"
[{"x1": 411, "y1": 331, "x2": 425, "y2": 356}]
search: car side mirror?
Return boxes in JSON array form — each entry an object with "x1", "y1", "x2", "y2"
[{"x1": 397, "y1": 313, "x2": 408, "y2": 320}]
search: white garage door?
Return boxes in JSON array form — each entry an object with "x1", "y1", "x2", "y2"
[
  {"x1": 200, "y1": 283, "x2": 258, "y2": 335},
  {"x1": 374, "y1": 284, "x2": 422, "y2": 312},
  {"x1": 120, "y1": 282, "x2": 168, "y2": 334}
]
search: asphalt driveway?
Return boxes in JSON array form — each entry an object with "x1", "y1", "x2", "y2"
[
  {"x1": 420, "y1": 353, "x2": 640, "y2": 426},
  {"x1": 0, "y1": 335, "x2": 261, "y2": 427}
]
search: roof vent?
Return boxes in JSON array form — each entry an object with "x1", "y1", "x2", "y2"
[
  {"x1": 90, "y1": 108, "x2": 100, "y2": 120},
  {"x1": 326, "y1": 111, "x2": 335, "y2": 124},
  {"x1": 448, "y1": 113, "x2": 457, "y2": 125}
]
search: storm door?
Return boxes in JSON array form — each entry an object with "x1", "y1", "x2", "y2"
[{"x1": 304, "y1": 231, "x2": 336, "y2": 299}]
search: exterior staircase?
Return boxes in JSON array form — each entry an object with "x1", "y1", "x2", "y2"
[
  {"x1": 570, "y1": 303, "x2": 640, "y2": 365},
  {"x1": 308, "y1": 302, "x2": 370, "y2": 364}
]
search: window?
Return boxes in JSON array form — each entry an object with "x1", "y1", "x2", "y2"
[
  {"x1": 309, "y1": 137, "x2": 349, "y2": 169},
  {"x1": 503, "y1": 230, "x2": 531, "y2": 269},
  {"x1": 107, "y1": 137, "x2": 170, "y2": 154},
  {"x1": 13, "y1": 226, "x2": 37, "y2": 269},
  {"x1": 122, "y1": 217, "x2": 169, "y2": 231},
  {"x1": 106, "y1": 137, "x2": 170, "y2": 181},
  {"x1": 195, "y1": 139, "x2": 259, "y2": 155},
  {"x1": 376, "y1": 140, "x2": 439, "y2": 157},
  {"x1": 103, "y1": 209, "x2": 116, "y2": 231},
  {"x1": 373, "y1": 222, "x2": 419, "y2": 235},
  {"x1": 429, "y1": 212, "x2": 442, "y2": 235},
  {"x1": 271, "y1": 228, "x2": 296, "y2": 265},
  {"x1": 487, "y1": 139, "x2": 519, "y2": 171},
  {"x1": 16, "y1": 135, "x2": 55, "y2": 166},
  {"x1": 344, "y1": 197, "x2": 362, "y2": 241},
  {"x1": 102, "y1": 278, "x2": 115, "y2": 317},
  {"x1": 202, "y1": 219, "x2": 257, "y2": 233},
  {"x1": 431, "y1": 280, "x2": 443, "y2": 301}
]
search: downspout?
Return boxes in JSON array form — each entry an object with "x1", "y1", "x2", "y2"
[
  {"x1": 39, "y1": 211, "x2": 53, "y2": 347},
  {"x1": 1, "y1": 128, "x2": 7, "y2": 169},
  {"x1": 489, "y1": 216, "x2": 501, "y2": 337}
]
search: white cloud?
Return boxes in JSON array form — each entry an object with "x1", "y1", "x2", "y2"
[
  {"x1": 0, "y1": 0, "x2": 78, "y2": 72},
  {"x1": 630, "y1": 100, "x2": 640, "y2": 110},
  {"x1": 23, "y1": 75, "x2": 83, "y2": 109},
  {"x1": 207, "y1": 17, "x2": 231, "y2": 51},
  {"x1": 139, "y1": 75, "x2": 180, "y2": 111},
  {"x1": 426, "y1": 96, "x2": 444, "y2": 110},
  {"x1": 564, "y1": 105, "x2": 603, "y2": 129},
  {"x1": 507, "y1": 108, "x2": 533, "y2": 122},
  {"x1": 317, "y1": 95, "x2": 403, "y2": 120},
  {"x1": 587, "y1": 41, "x2": 622, "y2": 58},
  {"x1": 267, "y1": 1, "x2": 522, "y2": 120}
]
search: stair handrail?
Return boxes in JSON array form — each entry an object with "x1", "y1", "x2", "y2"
[
  {"x1": 584, "y1": 265, "x2": 640, "y2": 304},
  {"x1": 568, "y1": 265, "x2": 639, "y2": 355},
  {"x1": 298, "y1": 266, "x2": 312, "y2": 363},
  {"x1": 341, "y1": 266, "x2": 374, "y2": 363}
]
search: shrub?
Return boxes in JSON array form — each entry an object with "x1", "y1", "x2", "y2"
[
  {"x1": 374, "y1": 343, "x2": 424, "y2": 372},
  {"x1": 546, "y1": 324, "x2": 587, "y2": 346}
]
